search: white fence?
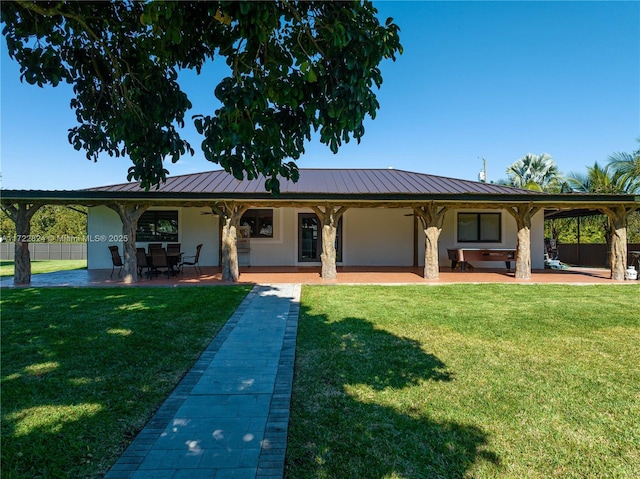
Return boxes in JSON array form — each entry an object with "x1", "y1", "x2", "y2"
[{"x1": 0, "y1": 243, "x2": 87, "y2": 261}]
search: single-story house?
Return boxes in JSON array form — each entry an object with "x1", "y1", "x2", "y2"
[
  {"x1": 2, "y1": 168, "x2": 638, "y2": 283},
  {"x1": 87, "y1": 168, "x2": 546, "y2": 270}
]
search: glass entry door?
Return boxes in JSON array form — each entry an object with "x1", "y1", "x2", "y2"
[{"x1": 298, "y1": 213, "x2": 342, "y2": 262}]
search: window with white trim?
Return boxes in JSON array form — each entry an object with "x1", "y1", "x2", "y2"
[{"x1": 241, "y1": 209, "x2": 273, "y2": 238}]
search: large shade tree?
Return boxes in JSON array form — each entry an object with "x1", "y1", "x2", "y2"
[
  {"x1": 1, "y1": 0, "x2": 402, "y2": 192},
  {"x1": 1, "y1": 0, "x2": 402, "y2": 283}
]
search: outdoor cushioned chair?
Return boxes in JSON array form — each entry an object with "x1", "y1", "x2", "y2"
[
  {"x1": 180, "y1": 244, "x2": 202, "y2": 274},
  {"x1": 108, "y1": 245, "x2": 123, "y2": 278}
]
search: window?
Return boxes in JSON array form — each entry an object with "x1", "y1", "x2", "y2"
[
  {"x1": 241, "y1": 209, "x2": 273, "y2": 238},
  {"x1": 457, "y1": 213, "x2": 501, "y2": 242},
  {"x1": 136, "y1": 211, "x2": 178, "y2": 242}
]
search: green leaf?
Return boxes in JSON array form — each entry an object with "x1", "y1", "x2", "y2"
[{"x1": 306, "y1": 68, "x2": 317, "y2": 83}]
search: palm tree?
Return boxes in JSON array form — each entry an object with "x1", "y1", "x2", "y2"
[
  {"x1": 566, "y1": 161, "x2": 635, "y2": 275},
  {"x1": 506, "y1": 153, "x2": 564, "y2": 191},
  {"x1": 566, "y1": 161, "x2": 627, "y2": 194},
  {"x1": 607, "y1": 138, "x2": 640, "y2": 194}
]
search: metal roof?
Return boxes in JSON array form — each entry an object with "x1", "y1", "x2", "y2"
[
  {"x1": 85, "y1": 168, "x2": 540, "y2": 196},
  {"x1": 4, "y1": 169, "x2": 637, "y2": 207}
]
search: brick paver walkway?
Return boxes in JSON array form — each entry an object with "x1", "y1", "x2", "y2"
[{"x1": 105, "y1": 284, "x2": 301, "y2": 479}]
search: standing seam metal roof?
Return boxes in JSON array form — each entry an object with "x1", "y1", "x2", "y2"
[{"x1": 85, "y1": 169, "x2": 540, "y2": 196}]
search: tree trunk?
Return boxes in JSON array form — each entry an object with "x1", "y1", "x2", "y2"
[
  {"x1": 212, "y1": 202, "x2": 249, "y2": 282},
  {"x1": 2, "y1": 202, "x2": 43, "y2": 285},
  {"x1": 108, "y1": 203, "x2": 148, "y2": 283},
  {"x1": 312, "y1": 205, "x2": 348, "y2": 280},
  {"x1": 506, "y1": 205, "x2": 540, "y2": 280},
  {"x1": 602, "y1": 206, "x2": 629, "y2": 281},
  {"x1": 414, "y1": 203, "x2": 447, "y2": 279}
]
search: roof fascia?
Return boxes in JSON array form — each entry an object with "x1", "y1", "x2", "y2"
[{"x1": 1, "y1": 190, "x2": 638, "y2": 205}]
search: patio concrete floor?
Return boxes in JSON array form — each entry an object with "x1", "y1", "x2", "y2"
[{"x1": 1, "y1": 265, "x2": 632, "y2": 288}]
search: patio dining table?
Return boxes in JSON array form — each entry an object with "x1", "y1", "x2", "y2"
[
  {"x1": 166, "y1": 252, "x2": 183, "y2": 275},
  {"x1": 145, "y1": 251, "x2": 183, "y2": 277}
]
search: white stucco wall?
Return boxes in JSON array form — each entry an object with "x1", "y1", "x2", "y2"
[
  {"x1": 530, "y1": 210, "x2": 545, "y2": 269},
  {"x1": 181, "y1": 207, "x2": 220, "y2": 267},
  {"x1": 87, "y1": 204, "x2": 545, "y2": 270},
  {"x1": 342, "y1": 208, "x2": 414, "y2": 266},
  {"x1": 87, "y1": 206, "x2": 123, "y2": 270},
  {"x1": 242, "y1": 208, "x2": 294, "y2": 266},
  {"x1": 87, "y1": 206, "x2": 219, "y2": 269},
  {"x1": 240, "y1": 207, "x2": 414, "y2": 267},
  {"x1": 436, "y1": 208, "x2": 545, "y2": 270}
]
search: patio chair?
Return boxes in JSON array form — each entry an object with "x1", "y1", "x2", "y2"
[
  {"x1": 180, "y1": 244, "x2": 202, "y2": 274},
  {"x1": 108, "y1": 245, "x2": 123, "y2": 278},
  {"x1": 147, "y1": 243, "x2": 163, "y2": 253},
  {"x1": 150, "y1": 247, "x2": 172, "y2": 279},
  {"x1": 136, "y1": 249, "x2": 152, "y2": 280},
  {"x1": 167, "y1": 243, "x2": 181, "y2": 254}
]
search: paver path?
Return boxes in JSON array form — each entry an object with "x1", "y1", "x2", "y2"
[{"x1": 105, "y1": 284, "x2": 301, "y2": 479}]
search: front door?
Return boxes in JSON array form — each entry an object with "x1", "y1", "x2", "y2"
[{"x1": 298, "y1": 213, "x2": 342, "y2": 262}]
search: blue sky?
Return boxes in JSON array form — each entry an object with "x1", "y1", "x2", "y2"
[{"x1": 1, "y1": 1, "x2": 638, "y2": 190}]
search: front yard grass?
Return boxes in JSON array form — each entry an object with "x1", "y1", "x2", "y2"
[
  {"x1": 1, "y1": 286, "x2": 251, "y2": 478},
  {"x1": 287, "y1": 284, "x2": 640, "y2": 478},
  {"x1": 0, "y1": 259, "x2": 87, "y2": 277}
]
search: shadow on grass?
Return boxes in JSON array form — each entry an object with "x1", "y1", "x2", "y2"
[
  {"x1": 286, "y1": 305, "x2": 499, "y2": 478},
  {"x1": 0, "y1": 286, "x2": 250, "y2": 478}
]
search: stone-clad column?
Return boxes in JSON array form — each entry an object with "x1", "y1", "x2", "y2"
[
  {"x1": 212, "y1": 202, "x2": 249, "y2": 282},
  {"x1": 1, "y1": 202, "x2": 44, "y2": 285}
]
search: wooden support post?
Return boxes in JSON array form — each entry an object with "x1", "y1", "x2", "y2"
[
  {"x1": 1, "y1": 202, "x2": 43, "y2": 285},
  {"x1": 601, "y1": 206, "x2": 633, "y2": 281},
  {"x1": 107, "y1": 203, "x2": 149, "y2": 283},
  {"x1": 311, "y1": 204, "x2": 349, "y2": 280},
  {"x1": 414, "y1": 203, "x2": 447, "y2": 279},
  {"x1": 212, "y1": 202, "x2": 249, "y2": 282},
  {"x1": 505, "y1": 204, "x2": 540, "y2": 280}
]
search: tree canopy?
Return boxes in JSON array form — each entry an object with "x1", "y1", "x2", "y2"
[
  {"x1": 1, "y1": 1, "x2": 402, "y2": 193},
  {"x1": 504, "y1": 153, "x2": 566, "y2": 192},
  {"x1": 0, "y1": 205, "x2": 87, "y2": 242},
  {"x1": 607, "y1": 138, "x2": 640, "y2": 194}
]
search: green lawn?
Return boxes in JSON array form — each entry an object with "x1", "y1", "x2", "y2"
[
  {"x1": 0, "y1": 259, "x2": 87, "y2": 277},
  {"x1": 3, "y1": 284, "x2": 638, "y2": 478},
  {"x1": 0, "y1": 286, "x2": 251, "y2": 478},
  {"x1": 287, "y1": 285, "x2": 640, "y2": 479}
]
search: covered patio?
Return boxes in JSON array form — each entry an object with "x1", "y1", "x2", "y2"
[
  {"x1": 0, "y1": 265, "x2": 619, "y2": 288},
  {"x1": 2, "y1": 169, "x2": 638, "y2": 285}
]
